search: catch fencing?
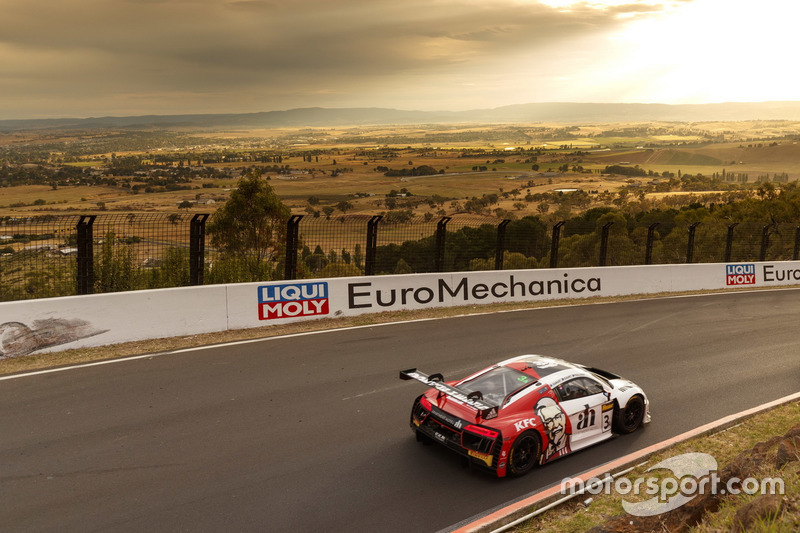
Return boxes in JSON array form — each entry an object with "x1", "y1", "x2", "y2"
[
  {"x1": 1, "y1": 212, "x2": 799, "y2": 301},
  {"x1": 0, "y1": 213, "x2": 205, "y2": 301}
]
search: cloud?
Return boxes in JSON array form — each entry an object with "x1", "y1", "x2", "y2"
[
  {"x1": 227, "y1": 0, "x2": 274, "y2": 10},
  {"x1": 0, "y1": 0, "x2": 697, "y2": 118}
]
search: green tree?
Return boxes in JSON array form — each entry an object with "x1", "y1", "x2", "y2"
[
  {"x1": 95, "y1": 232, "x2": 139, "y2": 292},
  {"x1": 207, "y1": 169, "x2": 290, "y2": 281},
  {"x1": 394, "y1": 258, "x2": 413, "y2": 274},
  {"x1": 317, "y1": 262, "x2": 362, "y2": 278},
  {"x1": 147, "y1": 247, "x2": 190, "y2": 288},
  {"x1": 353, "y1": 243, "x2": 364, "y2": 268},
  {"x1": 336, "y1": 200, "x2": 354, "y2": 213}
]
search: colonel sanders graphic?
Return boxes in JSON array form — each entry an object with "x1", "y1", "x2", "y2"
[{"x1": 535, "y1": 397, "x2": 571, "y2": 462}]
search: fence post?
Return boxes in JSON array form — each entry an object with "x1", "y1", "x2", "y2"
[
  {"x1": 759, "y1": 224, "x2": 771, "y2": 261},
  {"x1": 724, "y1": 222, "x2": 739, "y2": 262},
  {"x1": 76, "y1": 215, "x2": 96, "y2": 295},
  {"x1": 365, "y1": 215, "x2": 382, "y2": 276},
  {"x1": 495, "y1": 219, "x2": 511, "y2": 270},
  {"x1": 549, "y1": 221, "x2": 565, "y2": 268},
  {"x1": 645, "y1": 222, "x2": 659, "y2": 265},
  {"x1": 284, "y1": 215, "x2": 303, "y2": 280},
  {"x1": 599, "y1": 222, "x2": 613, "y2": 266},
  {"x1": 189, "y1": 213, "x2": 209, "y2": 286},
  {"x1": 434, "y1": 216, "x2": 451, "y2": 272},
  {"x1": 686, "y1": 222, "x2": 700, "y2": 263},
  {"x1": 794, "y1": 225, "x2": 800, "y2": 261}
]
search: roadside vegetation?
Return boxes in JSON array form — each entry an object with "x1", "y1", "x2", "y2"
[{"x1": 513, "y1": 400, "x2": 800, "y2": 533}]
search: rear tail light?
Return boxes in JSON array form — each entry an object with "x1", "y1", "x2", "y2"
[
  {"x1": 420, "y1": 396, "x2": 432, "y2": 411},
  {"x1": 464, "y1": 425, "x2": 499, "y2": 439}
]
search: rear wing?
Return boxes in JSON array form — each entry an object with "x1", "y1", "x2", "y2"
[{"x1": 399, "y1": 368, "x2": 498, "y2": 420}]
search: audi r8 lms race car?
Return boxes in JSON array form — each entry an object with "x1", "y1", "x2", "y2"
[{"x1": 400, "y1": 355, "x2": 650, "y2": 477}]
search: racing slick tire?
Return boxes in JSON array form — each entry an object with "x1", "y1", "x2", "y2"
[
  {"x1": 613, "y1": 395, "x2": 645, "y2": 434},
  {"x1": 507, "y1": 430, "x2": 541, "y2": 477}
]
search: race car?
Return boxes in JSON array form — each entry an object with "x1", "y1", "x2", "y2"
[{"x1": 400, "y1": 354, "x2": 650, "y2": 477}]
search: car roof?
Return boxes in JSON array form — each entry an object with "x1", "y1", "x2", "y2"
[{"x1": 495, "y1": 354, "x2": 593, "y2": 388}]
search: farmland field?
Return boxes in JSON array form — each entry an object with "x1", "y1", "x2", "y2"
[{"x1": 2, "y1": 120, "x2": 800, "y2": 220}]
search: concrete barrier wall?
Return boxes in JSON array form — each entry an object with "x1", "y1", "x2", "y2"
[
  {"x1": 0, "y1": 285, "x2": 230, "y2": 359},
  {"x1": 1, "y1": 261, "x2": 798, "y2": 359}
]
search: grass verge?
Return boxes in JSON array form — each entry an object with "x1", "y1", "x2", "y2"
[{"x1": 510, "y1": 400, "x2": 800, "y2": 533}]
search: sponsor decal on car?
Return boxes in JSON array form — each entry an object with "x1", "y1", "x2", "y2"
[
  {"x1": 536, "y1": 397, "x2": 571, "y2": 463},
  {"x1": 432, "y1": 407, "x2": 464, "y2": 429},
  {"x1": 468, "y1": 450, "x2": 493, "y2": 467},
  {"x1": 514, "y1": 417, "x2": 539, "y2": 432},
  {"x1": 258, "y1": 282, "x2": 329, "y2": 320},
  {"x1": 725, "y1": 264, "x2": 755, "y2": 286}
]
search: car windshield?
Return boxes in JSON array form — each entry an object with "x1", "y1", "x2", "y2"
[{"x1": 459, "y1": 366, "x2": 534, "y2": 405}]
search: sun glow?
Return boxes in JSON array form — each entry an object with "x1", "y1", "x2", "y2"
[
  {"x1": 602, "y1": 0, "x2": 800, "y2": 103},
  {"x1": 535, "y1": 0, "x2": 676, "y2": 9}
]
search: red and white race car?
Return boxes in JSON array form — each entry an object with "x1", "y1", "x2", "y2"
[{"x1": 401, "y1": 355, "x2": 650, "y2": 477}]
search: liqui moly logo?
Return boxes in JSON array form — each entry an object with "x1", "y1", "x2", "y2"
[
  {"x1": 258, "y1": 282, "x2": 329, "y2": 320},
  {"x1": 726, "y1": 264, "x2": 755, "y2": 286}
]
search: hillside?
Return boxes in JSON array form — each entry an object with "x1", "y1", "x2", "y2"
[{"x1": 4, "y1": 101, "x2": 800, "y2": 131}]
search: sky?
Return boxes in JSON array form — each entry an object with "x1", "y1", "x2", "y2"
[{"x1": 1, "y1": 0, "x2": 798, "y2": 120}]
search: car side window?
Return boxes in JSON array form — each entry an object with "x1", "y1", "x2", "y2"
[
  {"x1": 555, "y1": 379, "x2": 589, "y2": 401},
  {"x1": 581, "y1": 377, "x2": 605, "y2": 396}
]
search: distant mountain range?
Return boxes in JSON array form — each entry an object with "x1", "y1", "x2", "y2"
[{"x1": 4, "y1": 101, "x2": 800, "y2": 131}]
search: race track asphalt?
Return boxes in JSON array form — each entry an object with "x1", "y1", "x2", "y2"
[{"x1": 1, "y1": 289, "x2": 799, "y2": 532}]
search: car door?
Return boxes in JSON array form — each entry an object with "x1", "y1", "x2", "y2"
[{"x1": 554, "y1": 377, "x2": 613, "y2": 450}]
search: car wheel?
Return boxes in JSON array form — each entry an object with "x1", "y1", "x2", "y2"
[
  {"x1": 507, "y1": 431, "x2": 541, "y2": 477},
  {"x1": 614, "y1": 395, "x2": 645, "y2": 434}
]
